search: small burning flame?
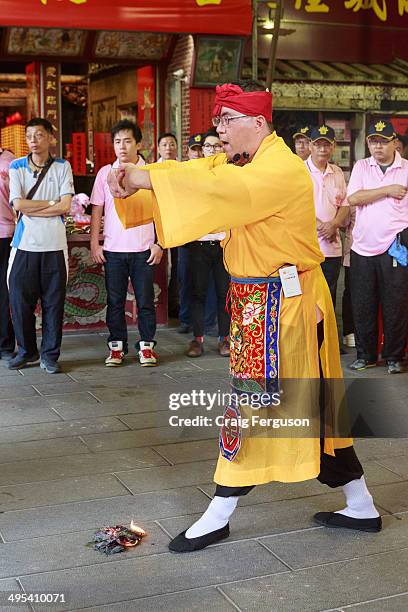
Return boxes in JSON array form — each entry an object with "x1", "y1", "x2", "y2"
[{"x1": 129, "y1": 521, "x2": 146, "y2": 537}]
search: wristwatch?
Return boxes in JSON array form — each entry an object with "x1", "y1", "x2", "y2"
[{"x1": 49, "y1": 200, "x2": 57, "y2": 207}]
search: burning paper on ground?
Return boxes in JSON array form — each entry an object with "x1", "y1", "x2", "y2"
[{"x1": 90, "y1": 521, "x2": 147, "y2": 555}]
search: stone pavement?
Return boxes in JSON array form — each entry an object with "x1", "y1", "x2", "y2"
[{"x1": 0, "y1": 329, "x2": 407, "y2": 612}]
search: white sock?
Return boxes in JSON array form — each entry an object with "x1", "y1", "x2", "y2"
[
  {"x1": 335, "y1": 476, "x2": 379, "y2": 519},
  {"x1": 185, "y1": 496, "x2": 238, "y2": 538}
]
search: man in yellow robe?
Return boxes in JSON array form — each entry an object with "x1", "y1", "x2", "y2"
[{"x1": 110, "y1": 82, "x2": 382, "y2": 552}]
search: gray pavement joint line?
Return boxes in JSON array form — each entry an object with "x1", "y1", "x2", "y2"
[
  {"x1": 288, "y1": 543, "x2": 408, "y2": 573},
  {"x1": 112, "y1": 472, "x2": 138, "y2": 496},
  {"x1": 163, "y1": 372, "x2": 179, "y2": 382},
  {"x1": 87, "y1": 391, "x2": 103, "y2": 404},
  {"x1": 16, "y1": 577, "x2": 35, "y2": 612},
  {"x1": 28, "y1": 384, "x2": 43, "y2": 397},
  {"x1": 373, "y1": 458, "x2": 408, "y2": 479},
  {"x1": 113, "y1": 416, "x2": 132, "y2": 430},
  {"x1": 216, "y1": 585, "x2": 243, "y2": 612},
  {"x1": 60, "y1": 570, "x2": 292, "y2": 611},
  {"x1": 47, "y1": 406, "x2": 66, "y2": 422},
  {"x1": 66, "y1": 372, "x2": 80, "y2": 383},
  {"x1": 256, "y1": 539, "x2": 296, "y2": 571},
  {"x1": 154, "y1": 519, "x2": 174, "y2": 539},
  {"x1": 189, "y1": 361, "x2": 205, "y2": 371},
  {"x1": 77, "y1": 435, "x2": 97, "y2": 453},
  {"x1": 150, "y1": 446, "x2": 175, "y2": 466},
  {"x1": 197, "y1": 485, "x2": 214, "y2": 501},
  {"x1": 320, "y1": 590, "x2": 408, "y2": 612}
]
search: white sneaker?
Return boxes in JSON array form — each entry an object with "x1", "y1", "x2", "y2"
[
  {"x1": 343, "y1": 333, "x2": 356, "y2": 348},
  {"x1": 138, "y1": 341, "x2": 158, "y2": 367},
  {"x1": 105, "y1": 341, "x2": 125, "y2": 366}
]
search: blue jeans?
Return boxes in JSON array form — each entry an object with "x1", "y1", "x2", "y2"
[
  {"x1": 104, "y1": 250, "x2": 156, "y2": 353},
  {"x1": 177, "y1": 245, "x2": 217, "y2": 329}
]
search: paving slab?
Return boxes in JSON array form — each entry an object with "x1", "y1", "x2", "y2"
[
  {"x1": 115, "y1": 459, "x2": 216, "y2": 494},
  {"x1": 353, "y1": 438, "x2": 408, "y2": 461},
  {"x1": 68, "y1": 586, "x2": 236, "y2": 612},
  {"x1": 0, "y1": 437, "x2": 89, "y2": 464},
  {"x1": 0, "y1": 386, "x2": 40, "y2": 401},
  {"x1": 365, "y1": 481, "x2": 408, "y2": 514},
  {"x1": 0, "y1": 523, "x2": 169, "y2": 580},
  {"x1": 375, "y1": 454, "x2": 408, "y2": 478},
  {"x1": 81, "y1": 425, "x2": 214, "y2": 452},
  {"x1": 343, "y1": 593, "x2": 408, "y2": 611},
  {"x1": 221, "y1": 548, "x2": 408, "y2": 612},
  {"x1": 0, "y1": 474, "x2": 130, "y2": 512},
  {"x1": 0, "y1": 578, "x2": 29, "y2": 611},
  {"x1": 29, "y1": 381, "x2": 85, "y2": 396},
  {"x1": 52, "y1": 397, "x2": 171, "y2": 420},
  {"x1": 0, "y1": 416, "x2": 128, "y2": 444},
  {"x1": 0, "y1": 486, "x2": 210, "y2": 540},
  {"x1": 0, "y1": 447, "x2": 167, "y2": 486},
  {"x1": 153, "y1": 439, "x2": 219, "y2": 464},
  {"x1": 20, "y1": 540, "x2": 286, "y2": 611},
  {"x1": 261, "y1": 513, "x2": 405, "y2": 569},
  {"x1": 0, "y1": 397, "x2": 62, "y2": 427}
]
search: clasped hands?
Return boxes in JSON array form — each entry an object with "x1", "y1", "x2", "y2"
[{"x1": 107, "y1": 163, "x2": 152, "y2": 198}]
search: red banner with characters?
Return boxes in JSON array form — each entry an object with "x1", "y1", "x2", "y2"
[
  {"x1": 0, "y1": 1, "x2": 252, "y2": 35},
  {"x1": 275, "y1": 0, "x2": 408, "y2": 27}
]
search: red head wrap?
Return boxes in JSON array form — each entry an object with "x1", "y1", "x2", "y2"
[{"x1": 212, "y1": 83, "x2": 272, "y2": 122}]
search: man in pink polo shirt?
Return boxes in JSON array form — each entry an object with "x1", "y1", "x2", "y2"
[
  {"x1": 90, "y1": 120, "x2": 162, "y2": 367},
  {"x1": 306, "y1": 125, "x2": 350, "y2": 306},
  {"x1": 0, "y1": 146, "x2": 16, "y2": 360},
  {"x1": 347, "y1": 120, "x2": 408, "y2": 374}
]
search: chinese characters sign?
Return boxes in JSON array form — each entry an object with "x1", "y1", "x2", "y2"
[
  {"x1": 1, "y1": 1, "x2": 251, "y2": 35},
  {"x1": 40, "y1": 63, "x2": 61, "y2": 157},
  {"x1": 268, "y1": 0, "x2": 408, "y2": 24}
]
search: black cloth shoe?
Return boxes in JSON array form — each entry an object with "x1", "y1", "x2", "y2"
[
  {"x1": 168, "y1": 523, "x2": 230, "y2": 553},
  {"x1": 8, "y1": 352, "x2": 40, "y2": 370},
  {"x1": 314, "y1": 511, "x2": 382, "y2": 533}
]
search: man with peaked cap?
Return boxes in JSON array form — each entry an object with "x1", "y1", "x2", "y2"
[
  {"x1": 347, "y1": 119, "x2": 408, "y2": 375},
  {"x1": 292, "y1": 124, "x2": 311, "y2": 160},
  {"x1": 109, "y1": 81, "x2": 381, "y2": 552},
  {"x1": 186, "y1": 133, "x2": 204, "y2": 160},
  {"x1": 306, "y1": 125, "x2": 350, "y2": 307}
]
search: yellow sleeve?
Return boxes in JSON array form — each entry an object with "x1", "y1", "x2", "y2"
[
  {"x1": 114, "y1": 157, "x2": 218, "y2": 230},
  {"x1": 151, "y1": 145, "x2": 313, "y2": 248},
  {"x1": 115, "y1": 136, "x2": 313, "y2": 248}
]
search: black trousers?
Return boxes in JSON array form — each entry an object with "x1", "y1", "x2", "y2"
[
  {"x1": 9, "y1": 250, "x2": 67, "y2": 361},
  {"x1": 188, "y1": 241, "x2": 230, "y2": 338},
  {"x1": 350, "y1": 249, "x2": 408, "y2": 362},
  {"x1": 104, "y1": 250, "x2": 156, "y2": 352},
  {"x1": 215, "y1": 320, "x2": 364, "y2": 498},
  {"x1": 0, "y1": 237, "x2": 15, "y2": 353},
  {"x1": 320, "y1": 256, "x2": 342, "y2": 307},
  {"x1": 342, "y1": 266, "x2": 354, "y2": 337}
]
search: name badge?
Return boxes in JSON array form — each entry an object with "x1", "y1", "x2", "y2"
[{"x1": 279, "y1": 266, "x2": 302, "y2": 298}]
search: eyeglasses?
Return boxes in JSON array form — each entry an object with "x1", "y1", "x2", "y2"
[
  {"x1": 203, "y1": 143, "x2": 223, "y2": 151},
  {"x1": 212, "y1": 114, "x2": 248, "y2": 127}
]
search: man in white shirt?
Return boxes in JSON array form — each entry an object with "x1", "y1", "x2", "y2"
[{"x1": 8, "y1": 118, "x2": 74, "y2": 373}]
